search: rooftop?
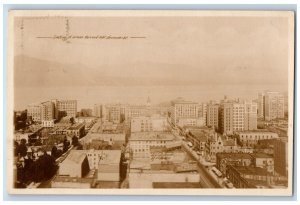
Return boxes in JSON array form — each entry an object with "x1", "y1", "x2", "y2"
[
  {"x1": 72, "y1": 150, "x2": 121, "y2": 164},
  {"x1": 188, "y1": 130, "x2": 207, "y2": 142},
  {"x1": 68, "y1": 123, "x2": 85, "y2": 130},
  {"x1": 171, "y1": 97, "x2": 198, "y2": 105},
  {"x1": 152, "y1": 182, "x2": 201, "y2": 188},
  {"x1": 251, "y1": 153, "x2": 273, "y2": 158},
  {"x1": 232, "y1": 165, "x2": 270, "y2": 176},
  {"x1": 130, "y1": 132, "x2": 174, "y2": 141},
  {"x1": 237, "y1": 130, "x2": 278, "y2": 134},
  {"x1": 52, "y1": 176, "x2": 94, "y2": 184},
  {"x1": 217, "y1": 152, "x2": 253, "y2": 160},
  {"x1": 62, "y1": 150, "x2": 87, "y2": 165}
]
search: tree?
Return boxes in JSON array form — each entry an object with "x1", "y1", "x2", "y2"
[
  {"x1": 51, "y1": 145, "x2": 58, "y2": 158},
  {"x1": 63, "y1": 136, "x2": 70, "y2": 153},
  {"x1": 17, "y1": 139, "x2": 27, "y2": 157},
  {"x1": 70, "y1": 117, "x2": 75, "y2": 125},
  {"x1": 72, "y1": 135, "x2": 79, "y2": 146}
]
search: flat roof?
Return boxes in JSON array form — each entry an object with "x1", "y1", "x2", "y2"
[
  {"x1": 238, "y1": 130, "x2": 278, "y2": 134},
  {"x1": 68, "y1": 123, "x2": 85, "y2": 130},
  {"x1": 232, "y1": 165, "x2": 269, "y2": 176},
  {"x1": 252, "y1": 153, "x2": 273, "y2": 158},
  {"x1": 130, "y1": 132, "x2": 174, "y2": 141},
  {"x1": 152, "y1": 182, "x2": 201, "y2": 188},
  {"x1": 216, "y1": 152, "x2": 253, "y2": 159},
  {"x1": 62, "y1": 150, "x2": 87, "y2": 165},
  {"x1": 72, "y1": 150, "x2": 121, "y2": 164}
]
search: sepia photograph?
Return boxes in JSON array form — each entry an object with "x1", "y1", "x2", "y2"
[{"x1": 7, "y1": 10, "x2": 295, "y2": 196}]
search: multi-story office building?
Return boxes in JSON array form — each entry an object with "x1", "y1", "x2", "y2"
[
  {"x1": 244, "y1": 101, "x2": 258, "y2": 130},
  {"x1": 207, "y1": 103, "x2": 219, "y2": 130},
  {"x1": 93, "y1": 104, "x2": 103, "y2": 118},
  {"x1": 27, "y1": 103, "x2": 42, "y2": 122},
  {"x1": 129, "y1": 132, "x2": 174, "y2": 158},
  {"x1": 264, "y1": 91, "x2": 285, "y2": 121},
  {"x1": 131, "y1": 116, "x2": 169, "y2": 132},
  {"x1": 219, "y1": 102, "x2": 232, "y2": 134},
  {"x1": 197, "y1": 103, "x2": 207, "y2": 126},
  {"x1": 57, "y1": 100, "x2": 77, "y2": 118},
  {"x1": 232, "y1": 103, "x2": 245, "y2": 132},
  {"x1": 257, "y1": 92, "x2": 265, "y2": 119},
  {"x1": 219, "y1": 98, "x2": 257, "y2": 135},
  {"x1": 40, "y1": 101, "x2": 55, "y2": 121},
  {"x1": 169, "y1": 98, "x2": 199, "y2": 127},
  {"x1": 28, "y1": 101, "x2": 55, "y2": 122},
  {"x1": 28, "y1": 99, "x2": 77, "y2": 122},
  {"x1": 104, "y1": 104, "x2": 121, "y2": 123}
]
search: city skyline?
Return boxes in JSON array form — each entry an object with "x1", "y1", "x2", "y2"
[
  {"x1": 9, "y1": 11, "x2": 293, "y2": 195},
  {"x1": 13, "y1": 14, "x2": 289, "y2": 110}
]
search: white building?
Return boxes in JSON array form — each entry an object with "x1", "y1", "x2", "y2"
[
  {"x1": 129, "y1": 132, "x2": 174, "y2": 158},
  {"x1": 131, "y1": 116, "x2": 169, "y2": 132},
  {"x1": 169, "y1": 98, "x2": 199, "y2": 127},
  {"x1": 41, "y1": 120, "x2": 54, "y2": 128},
  {"x1": 237, "y1": 130, "x2": 279, "y2": 147},
  {"x1": 264, "y1": 91, "x2": 285, "y2": 121}
]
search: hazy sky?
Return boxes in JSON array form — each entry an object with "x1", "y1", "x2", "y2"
[{"x1": 13, "y1": 13, "x2": 291, "y2": 109}]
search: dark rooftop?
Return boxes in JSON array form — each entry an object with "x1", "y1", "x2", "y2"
[
  {"x1": 152, "y1": 182, "x2": 201, "y2": 188},
  {"x1": 217, "y1": 152, "x2": 252, "y2": 159}
]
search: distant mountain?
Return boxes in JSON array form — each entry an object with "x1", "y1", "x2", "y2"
[{"x1": 14, "y1": 55, "x2": 202, "y2": 87}]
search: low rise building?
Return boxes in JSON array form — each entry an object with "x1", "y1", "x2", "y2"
[
  {"x1": 216, "y1": 153, "x2": 253, "y2": 175},
  {"x1": 205, "y1": 135, "x2": 238, "y2": 162},
  {"x1": 227, "y1": 165, "x2": 274, "y2": 188},
  {"x1": 66, "y1": 123, "x2": 85, "y2": 138},
  {"x1": 252, "y1": 153, "x2": 274, "y2": 174},
  {"x1": 51, "y1": 170, "x2": 97, "y2": 188},
  {"x1": 41, "y1": 120, "x2": 54, "y2": 128},
  {"x1": 129, "y1": 132, "x2": 174, "y2": 158},
  {"x1": 97, "y1": 150, "x2": 122, "y2": 182},
  {"x1": 131, "y1": 115, "x2": 169, "y2": 132},
  {"x1": 237, "y1": 130, "x2": 278, "y2": 147},
  {"x1": 186, "y1": 128, "x2": 213, "y2": 155},
  {"x1": 58, "y1": 150, "x2": 90, "y2": 178}
]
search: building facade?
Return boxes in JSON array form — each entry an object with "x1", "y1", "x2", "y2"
[
  {"x1": 264, "y1": 91, "x2": 285, "y2": 121},
  {"x1": 237, "y1": 131, "x2": 278, "y2": 147},
  {"x1": 169, "y1": 98, "x2": 199, "y2": 127},
  {"x1": 244, "y1": 101, "x2": 257, "y2": 130},
  {"x1": 57, "y1": 100, "x2": 77, "y2": 118},
  {"x1": 93, "y1": 104, "x2": 103, "y2": 118},
  {"x1": 129, "y1": 132, "x2": 174, "y2": 158},
  {"x1": 131, "y1": 116, "x2": 169, "y2": 132},
  {"x1": 206, "y1": 103, "x2": 219, "y2": 130}
]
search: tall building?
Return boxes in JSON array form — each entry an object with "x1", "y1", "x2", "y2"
[
  {"x1": 197, "y1": 103, "x2": 207, "y2": 126},
  {"x1": 219, "y1": 97, "x2": 258, "y2": 135},
  {"x1": 244, "y1": 101, "x2": 257, "y2": 130},
  {"x1": 27, "y1": 101, "x2": 55, "y2": 122},
  {"x1": 257, "y1": 92, "x2": 264, "y2": 118},
  {"x1": 93, "y1": 104, "x2": 103, "y2": 118},
  {"x1": 169, "y1": 98, "x2": 199, "y2": 127},
  {"x1": 104, "y1": 104, "x2": 121, "y2": 123},
  {"x1": 27, "y1": 103, "x2": 42, "y2": 122},
  {"x1": 206, "y1": 103, "x2": 219, "y2": 130},
  {"x1": 57, "y1": 100, "x2": 77, "y2": 118},
  {"x1": 40, "y1": 101, "x2": 55, "y2": 121},
  {"x1": 264, "y1": 91, "x2": 285, "y2": 121}
]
